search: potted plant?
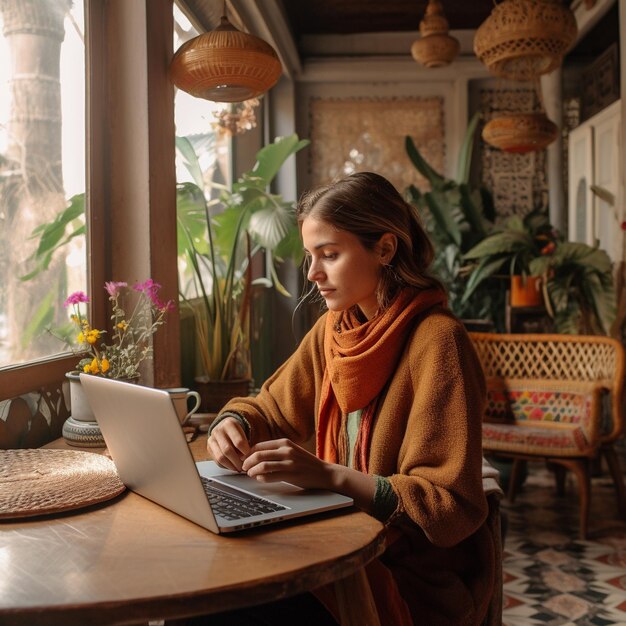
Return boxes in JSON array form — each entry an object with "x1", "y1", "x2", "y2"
[
  {"x1": 461, "y1": 208, "x2": 556, "y2": 308},
  {"x1": 405, "y1": 112, "x2": 501, "y2": 327},
  {"x1": 531, "y1": 241, "x2": 615, "y2": 335},
  {"x1": 62, "y1": 280, "x2": 172, "y2": 445},
  {"x1": 462, "y1": 211, "x2": 616, "y2": 335},
  {"x1": 176, "y1": 133, "x2": 309, "y2": 411}
]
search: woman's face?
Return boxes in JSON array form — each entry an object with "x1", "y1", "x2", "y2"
[{"x1": 301, "y1": 216, "x2": 383, "y2": 320}]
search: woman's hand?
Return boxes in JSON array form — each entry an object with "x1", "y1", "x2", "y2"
[
  {"x1": 242, "y1": 439, "x2": 377, "y2": 512},
  {"x1": 242, "y1": 439, "x2": 334, "y2": 490},
  {"x1": 207, "y1": 417, "x2": 251, "y2": 472}
]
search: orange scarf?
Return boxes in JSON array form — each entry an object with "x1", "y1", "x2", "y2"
[{"x1": 316, "y1": 287, "x2": 447, "y2": 469}]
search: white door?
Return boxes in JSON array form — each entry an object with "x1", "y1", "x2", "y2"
[
  {"x1": 592, "y1": 102, "x2": 622, "y2": 262},
  {"x1": 568, "y1": 124, "x2": 594, "y2": 245},
  {"x1": 567, "y1": 99, "x2": 623, "y2": 263}
]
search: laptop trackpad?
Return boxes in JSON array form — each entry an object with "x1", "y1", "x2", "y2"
[{"x1": 196, "y1": 460, "x2": 303, "y2": 498}]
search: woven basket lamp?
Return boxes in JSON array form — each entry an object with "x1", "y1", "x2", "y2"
[
  {"x1": 170, "y1": 15, "x2": 282, "y2": 103},
  {"x1": 411, "y1": 0, "x2": 460, "y2": 68},
  {"x1": 474, "y1": 0, "x2": 577, "y2": 81},
  {"x1": 482, "y1": 111, "x2": 559, "y2": 153}
]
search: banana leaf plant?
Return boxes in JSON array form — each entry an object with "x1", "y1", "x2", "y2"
[
  {"x1": 177, "y1": 133, "x2": 310, "y2": 382},
  {"x1": 405, "y1": 112, "x2": 500, "y2": 323},
  {"x1": 462, "y1": 208, "x2": 615, "y2": 335},
  {"x1": 461, "y1": 208, "x2": 555, "y2": 304},
  {"x1": 532, "y1": 242, "x2": 615, "y2": 335}
]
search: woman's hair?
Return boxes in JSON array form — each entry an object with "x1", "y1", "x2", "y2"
[{"x1": 296, "y1": 171, "x2": 444, "y2": 312}]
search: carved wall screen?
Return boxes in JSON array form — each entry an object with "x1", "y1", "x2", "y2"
[
  {"x1": 308, "y1": 97, "x2": 445, "y2": 194},
  {"x1": 1, "y1": 382, "x2": 68, "y2": 449},
  {"x1": 479, "y1": 88, "x2": 549, "y2": 221}
]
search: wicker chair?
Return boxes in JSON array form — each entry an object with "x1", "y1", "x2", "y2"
[{"x1": 470, "y1": 332, "x2": 626, "y2": 539}]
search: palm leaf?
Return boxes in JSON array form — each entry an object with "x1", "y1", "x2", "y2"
[
  {"x1": 456, "y1": 112, "x2": 480, "y2": 184},
  {"x1": 248, "y1": 134, "x2": 311, "y2": 185},
  {"x1": 405, "y1": 136, "x2": 445, "y2": 186},
  {"x1": 462, "y1": 256, "x2": 508, "y2": 303},
  {"x1": 425, "y1": 192, "x2": 461, "y2": 246}
]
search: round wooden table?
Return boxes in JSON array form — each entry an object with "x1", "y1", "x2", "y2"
[{"x1": 0, "y1": 439, "x2": 385, "y2": 626}]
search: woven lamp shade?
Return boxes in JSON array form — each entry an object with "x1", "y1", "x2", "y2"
[
  {"x1": 411, "y1": 0, "x2": 459, "y2": 68},
  {"x1": 482, "y1": 112, "x2": 559, "y2": 153},
  {"x1": 170, "y1": 16, "x2": 282, "y2": 103},
  {"x1": 474, "y1": 0, "x2": 577, "y2": 81}
]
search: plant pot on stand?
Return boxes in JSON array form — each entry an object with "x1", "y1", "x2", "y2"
[
  {"x1": 62, "y1": 372, "x2": 106, "y2": 447},
  {"x1": 194, "y1": 376, "x2": 251, "y2": 415},
  {"x1": 510, "y1": 275, "x2": 543, "y2": 307}
]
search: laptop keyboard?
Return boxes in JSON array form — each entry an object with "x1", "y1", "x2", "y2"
[{"x1": 201, "y1": 476, "x2": 287, "y2": 521}]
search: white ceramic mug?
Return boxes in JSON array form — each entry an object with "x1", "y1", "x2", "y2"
[{"x1": 165, "y1": 387, "x2": 201, "y2": 425}]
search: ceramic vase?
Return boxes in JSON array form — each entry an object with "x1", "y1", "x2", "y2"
[{"x1": 62, "y1": 372, "x2": 106, "y2": 447}]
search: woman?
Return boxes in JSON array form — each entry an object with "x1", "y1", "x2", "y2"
[{"x1": 207, "y1": 172, "x2": 495, "y2": 626}]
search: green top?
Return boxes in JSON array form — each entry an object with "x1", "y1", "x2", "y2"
[
  {"x1": 347, "y1": 409, "x2": 398, "y2": 522},
  {"x1": 211, "y1": 410, "x2": 398, "y2": 523}
]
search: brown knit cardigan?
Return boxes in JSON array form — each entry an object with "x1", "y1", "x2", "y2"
[{"x1": 220, "y1": 306, "x2": 495, "y2": 626}]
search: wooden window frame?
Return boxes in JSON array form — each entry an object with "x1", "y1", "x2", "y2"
[{"x1": 0, "y1": 0, "x2": 180, "y2": 400}]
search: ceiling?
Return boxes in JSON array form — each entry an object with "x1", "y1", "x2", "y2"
[
  {"x1": 276, "y1": 0, "x2": 613, "y2": 63},
  {"x1": 180, "y1": 0, "x2": 617, "y2": 73},
  {"x1": 279, "y1": 0, "x2": 496, "y2": 37}
]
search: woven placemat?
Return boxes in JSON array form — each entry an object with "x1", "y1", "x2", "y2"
[{"x1": 0, "y1": 449, "x2": 126, "y2": 520}]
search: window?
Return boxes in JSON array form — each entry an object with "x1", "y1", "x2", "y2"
[
  {"x1": 0, "y1": 1, "x2": 86, "y2": 369},
  {"x1": 173, "y1": 3, "x2": 232, "y2": 300}
]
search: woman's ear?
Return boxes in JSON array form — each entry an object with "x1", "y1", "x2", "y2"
[{"x1": 378, "y1": 233, "x2": 398, "y2": 264}]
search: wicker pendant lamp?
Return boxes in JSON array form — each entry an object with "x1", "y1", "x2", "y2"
[
  {"x1": 482, "y1": 111, "x2": 559, "y2": 153},
  {"x1": 170, "y1": 10, "x2": 282, "y2": 103},
  {"x1": 474, "y1": 0, "x2": 577, "y2": 81},
  {"x1": 411, "y1": 0, "x2": 460, "y2": 68}
]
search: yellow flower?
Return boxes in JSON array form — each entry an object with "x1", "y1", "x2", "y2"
[
  {"x1": 86, "y1": 329, "x2": 101, "y2": 344},
  {"x1": 83, "y1": 363, "x2": 90, "y2": 373},
  {"x1": 88, "y1": 358, "x2": 100, "y2": 374},
  {"x1": 100, "y1": 358, "x2": 110, "y2": 373},
  {"x1": 77, "y1": 332, "x2": 85, "y2": 344},
  {"x1": 116, "y1": 321, "x2": 128, "y2": 331}
]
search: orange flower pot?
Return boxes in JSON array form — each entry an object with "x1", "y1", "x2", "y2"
[{"x1": 510, "y1": 275, "x2": 543, "y2": 307}]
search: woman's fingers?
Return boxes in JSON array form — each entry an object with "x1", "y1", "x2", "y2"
[
  {"x1": 241, "y1": 440, "x2": 294, "y2": 473},
  {"x1": 207, "y1": 418, "x2": 250, "y2": 472},
  {"x1": 241, "y1": 439, "x2": 332, "y2": 490}
]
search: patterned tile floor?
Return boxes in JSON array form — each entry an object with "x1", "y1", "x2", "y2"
[{"x1": 501, "y1": 462, "x2": 626, "y2": 626}]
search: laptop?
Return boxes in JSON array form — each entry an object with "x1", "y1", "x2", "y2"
[{"x1": 79, "y1": 374, "x2": 353, "y2": 533}]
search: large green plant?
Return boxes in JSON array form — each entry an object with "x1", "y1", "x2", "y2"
[
  {"x1": 405, "y1": 113, "x2": 500, "y2": 322},
  {"x1": 21, "y1": 134, "x2": 310, "y2": 375},
  {"x1": 532, "y1": 242, "x2": 615, "y2": 335},
  {"x1": 462, "y1": 210, "x2": 615, "y2": 335},
  {"x1": 177, "y1": 133, "x2": 310, "y2": 382},
  {"x1": 462, "y1": 208, "x2": 555, "y2": 304}
]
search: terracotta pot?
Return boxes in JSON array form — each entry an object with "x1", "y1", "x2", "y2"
[
  {"x1": 194, "y1": 376, "x2": 251, "y2": 414},
  {"x1": 510, "y1": 275, "x2": 543, "y2": 308}
]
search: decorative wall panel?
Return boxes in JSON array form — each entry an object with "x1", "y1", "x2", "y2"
[
  {"x1": 479, "y1": 88, "x2": 548, "y2": 221},
  {"x1": 308, "y1": 96, "x2": 445, "y2": 194},
  {"x1": 0, "y1": 382, "x2": 68, "y2": 449}
]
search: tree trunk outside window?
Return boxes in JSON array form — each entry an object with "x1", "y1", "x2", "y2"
[{"x1": 0, "y1": 0, "x2": 71, "y2": 362}]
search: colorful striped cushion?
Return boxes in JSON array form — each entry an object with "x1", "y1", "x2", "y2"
[{"x1": 482, "y1": 379, "x2": 604, "y2": 456}]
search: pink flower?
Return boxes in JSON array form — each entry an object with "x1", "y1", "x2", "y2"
[
  {"x1": 64, "y1": 291, "x2": 89, "y2": 307},
  {"x1": 134, "y1": 278, "x2": 159, "y2": 293},
  {"x1": 134, "y1": 279, "x2": 164, "y2": 308},
  {"x1": 104, "y1": 281, "x2": 127, "y2": 297}
]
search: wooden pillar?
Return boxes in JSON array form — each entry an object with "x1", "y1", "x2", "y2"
[{"x1": 103, "y1": 0, "x2": 179, "y2": 387}]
